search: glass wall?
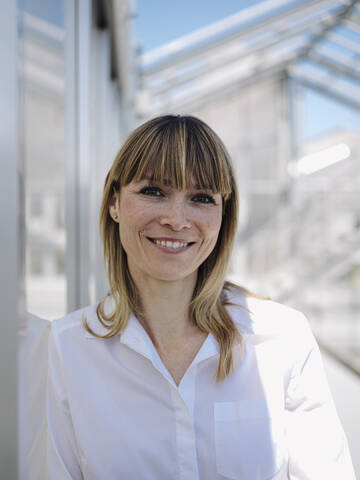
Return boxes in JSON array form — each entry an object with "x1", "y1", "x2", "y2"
[
  {"x1": 21, "y1": 1, "x2": 67, "y2": 319},
  {"x1": 292, "y1": 87, "x2": 360, "y2": 374},
  {"x1": 229, "y1": 81, "x2": 360, "y2": 375},
  {"x1": 19, "y1": 0, "x2": 137, "y2": 319}
]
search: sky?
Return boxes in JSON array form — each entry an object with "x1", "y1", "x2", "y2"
[
  {"x1": 135, "y1": 0, "x2": 360, "y2": 141},
  {"x1": 134, "y1": 0, "x2": 265, "y2": 53}
]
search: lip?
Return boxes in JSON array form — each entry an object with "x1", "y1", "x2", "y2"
[
  {"x1": 146, "y1": 236, "x2": 195, "y2": 253},
  {"x1": 147, "y1": 236, "x2": 194, "y2": 243}
]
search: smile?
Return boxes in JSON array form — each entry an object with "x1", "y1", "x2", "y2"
[{"x1": 147, "y1": 237, "x2": 195, "y2": 252}]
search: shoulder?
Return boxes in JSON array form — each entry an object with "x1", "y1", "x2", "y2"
[
  {"x1": 50, "y1": 300, "x2": 112, "y2": 354},
  {"x1": 50, "y1": 296, "x2": 114, "y2": 340},
  {"x1": 224, "y1": 282, "x2": 313, "y2": 342},
  {"x1": 51, "y1": 303, "x2": 97, "y2": 338}
]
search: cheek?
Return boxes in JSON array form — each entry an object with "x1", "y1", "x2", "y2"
[
  {"x1": 118, "y1": 198, "x2": 159, "y2": 244},
  {"x1": 211, "y1": 208, "x2": 223, "y2": 230},
  {"x1": 120, "y1": 197, "x2": 150, "y2": 225},
  {"x1": 200, "y1": 210, "x2": 223, "y2": 240},
  {"x1": 120, "y1": 196, "x2": 139, "y2": 218}
]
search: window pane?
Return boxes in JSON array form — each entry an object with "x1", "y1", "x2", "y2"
[{"x1": 21, "y1": 0, "x2": 66, "y2": 319}]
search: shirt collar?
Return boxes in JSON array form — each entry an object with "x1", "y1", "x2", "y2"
[
  {"x1": 119, "y1": 313, "x2": 155, "y2": 360},
  {"x1": 84, "y1": 297, "x2": 150, "y2": 349},
  {"x1": 118, "y1": 313, "x2": 220, "y2": 368},
  {"x1": 84, "y1": 296, "x2": 220, "y2": 365},
  {"x1": 191, "y1": 332, "x2": 220, "y2": 364}
]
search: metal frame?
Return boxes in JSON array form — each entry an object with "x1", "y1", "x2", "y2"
[
  {"x1": 139, "y1": 0, "x2": 360, "y2": 117},
  {"x1": 65, "y1": 0, "x2": 137, "y2": 311},
  {"x1": 308, "y1": 50, "x2": 360, "y2": 83},
  {"x1": 326, "y1": 30, "x2": 360, "y2": 54},
  {"x1": 65, "y1": 0, "x2": 92, "y2": 312},
  {"x1": 90, "y1": 26, "x2": 111, "y2": 303},
  {"x1": 0, "y1": 0, "x2": 23, "y2": 477},
  {"x1": 141, "y1": 0, "x2": 333, "y2": 70},
  {"x1": 290, "y1": 64, "x2": 360, "y2": 110},
  {"x1": 141, "y1": 55, "x2": 301, "y2": 115},
  {"x1": 298, "y1": 0, "x2": 359, "y2": 57},
  {"x1": 147, "y1": 12, "x2": 337, "y2": 98}
]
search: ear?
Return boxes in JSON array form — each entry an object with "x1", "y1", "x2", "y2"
[{"x1": 109, "y1": 193, "x2": 119, "y2": 223}]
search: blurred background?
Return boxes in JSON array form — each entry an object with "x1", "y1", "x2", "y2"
[{"x1": 1, "y1": 0, "x2": 360, "y2": 477}]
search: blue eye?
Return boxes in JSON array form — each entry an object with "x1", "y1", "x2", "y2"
[
  {"x1": 193, "y1": 193, "x2": 215, "y2": 204},
  {"x1": 139, "y1": 186, "x2": 164, "y2": 197}
]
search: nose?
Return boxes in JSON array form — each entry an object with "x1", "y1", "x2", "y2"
[{"x1": 159, "y1": 197, "x2": 191, "y2": 231}]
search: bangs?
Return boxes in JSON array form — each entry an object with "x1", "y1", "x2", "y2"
[{"x1": 121, "y1": 118, "x2": 233, "y2": 199}]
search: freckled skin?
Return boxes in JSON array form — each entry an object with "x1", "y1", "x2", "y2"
[{"x1": 109, "y1": 179, "x2": 223, "y2": 284}]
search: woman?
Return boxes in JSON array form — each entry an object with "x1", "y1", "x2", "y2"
[{"x1": 47, "y1": 115, "x2": 355, "y2": 479}]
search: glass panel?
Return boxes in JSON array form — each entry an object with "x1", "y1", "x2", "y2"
[
  {"x1": 295, "y1": 90, "x2": 360, "y2": 372},
  {"x1": 232, "y1": 84, "x2": 360, "y2": 375},
  {"x1": 21, "y1": 0, "x2": 66, "y2": 319}
]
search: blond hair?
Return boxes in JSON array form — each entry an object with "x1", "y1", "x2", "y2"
[{"x1": 83, "y1": 115, "x2": 262, "y2": 381}]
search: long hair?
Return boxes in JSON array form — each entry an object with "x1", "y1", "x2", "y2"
[{"x1": 83, "y1": 115, "x2": 261, "y2": 381}]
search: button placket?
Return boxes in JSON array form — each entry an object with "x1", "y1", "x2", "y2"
[
  {"x1": 170, "y1": 381, "x2": 199, "y2": 480},
  {"x1": 178, "y1": 364, "x2": 197, "y2": 422}
]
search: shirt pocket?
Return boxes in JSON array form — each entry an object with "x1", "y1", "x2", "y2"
[{"x1": 214, "y1": 399, "x2": 286, "y2": 480}]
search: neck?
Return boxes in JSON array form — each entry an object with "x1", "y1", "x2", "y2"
[{"x1": 129, "y1": 267, "x2": 199, "y2": 348}]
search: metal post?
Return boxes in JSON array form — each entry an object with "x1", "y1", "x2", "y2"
[
  {"x1": 0, "y1": 0, "x2": 24, "y2": 477},
  {"x1": 65, "y1": 0, "x2": 91, "y2": 312}
]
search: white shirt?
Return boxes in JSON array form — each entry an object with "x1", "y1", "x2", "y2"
[{"x1": 46, "y1": 289, "x2": 356, "y2": 479}]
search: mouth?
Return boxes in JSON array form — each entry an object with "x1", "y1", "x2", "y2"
[{"x1": 146, "y1": 237, "x2": 195, "y2": 252}]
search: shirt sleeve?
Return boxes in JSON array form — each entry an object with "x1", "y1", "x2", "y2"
[
  {"x1": 284, "y1": 313, "x2": 356, "y2": 480},
  {"x1": 46, "y1": 324, "x2": 84, "y2": 480}
]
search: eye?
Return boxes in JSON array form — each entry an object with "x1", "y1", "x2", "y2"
[
  {"x1": 139, "y1": 186, "x2": 164, "y2": 197},
  {"x1": 192, "y1": 193, "x2": 216, "y2": 204}
]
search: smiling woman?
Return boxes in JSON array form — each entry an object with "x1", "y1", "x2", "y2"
[
  {"x1": 90, "y1": 114, "x2": 242, "y2": 381},
  {"x1": 46, "y1": 115, "x2": 356, "y2": 480}
]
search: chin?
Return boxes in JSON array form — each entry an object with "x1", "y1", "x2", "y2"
[{"x1": 149, "y1": 268, "x2": 196, "y2": 283}]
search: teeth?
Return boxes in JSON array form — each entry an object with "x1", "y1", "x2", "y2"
[{"x1": 153, "y1": 239, "x2": 188, "y2": 249}]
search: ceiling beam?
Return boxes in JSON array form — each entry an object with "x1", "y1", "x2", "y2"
[
  {"x1": 344, "y1": 16, "x2": 360, "y2": 34},
  {"x1": 291, "y1": 71, "x2": 360, "y2": 111},
  {"x1": 141, "y1": 0, "x2": 301, "y2": 66},
  {"x1": 142, "y1": 13, "x2": 339, "y2": 98},
  {"x1": 300, "y1": 0, "x2": 360, "y2": 58},
  {"x1": 309, "y1": 51, "x2": 360, "y2": 83},
  {"x1": 141, "y1": 0, "x2": 337, "y2": 75},
  {"x1": 141, "y1": 61, "x2": 294, "y2": 116},
  {"x1": 326, "y1": 31, "x2": 360, "y2": 56}
]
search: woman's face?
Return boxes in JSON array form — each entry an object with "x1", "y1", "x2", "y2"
[{"x1": 109, "y1": 177, "x2": 223, "y2": 284}]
